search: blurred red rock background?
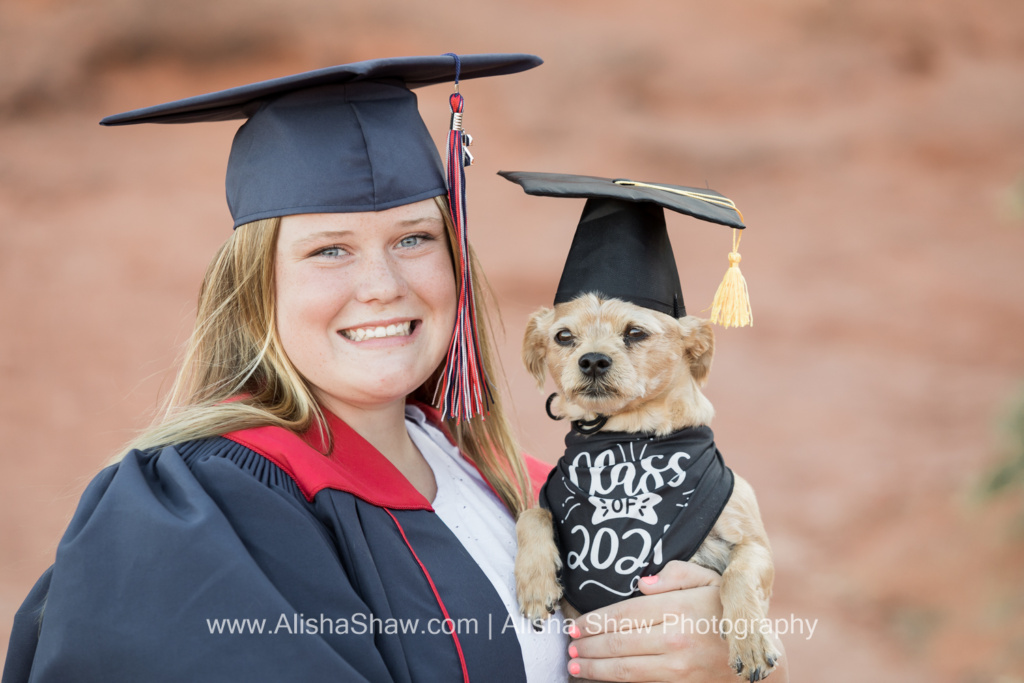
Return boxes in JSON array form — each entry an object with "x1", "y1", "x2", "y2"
[{"x1": 2, "y1": 0, "x2": 1024, "y2": 680}]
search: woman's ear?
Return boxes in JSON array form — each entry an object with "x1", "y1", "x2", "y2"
[
  {"x1": 678, "y1": 316, "x2": 715, "y2": 387},
  {"x1": 522, "y1": 307, "x2": 554, "y2": 389}
]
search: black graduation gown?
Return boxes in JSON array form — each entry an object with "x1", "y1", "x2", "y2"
[{"x1": 3, "y1": 404, "x2": 549, "y2": 682}]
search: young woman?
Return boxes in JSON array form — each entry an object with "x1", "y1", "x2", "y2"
[{"x1": 3, "y1": 54, "x2": 787, "y2": 683}]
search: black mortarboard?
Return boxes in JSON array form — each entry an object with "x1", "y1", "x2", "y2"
[
  {"x1": 101, "y1": 54, "x2": 542, "y2": 228},
  {"x1": 499, "y1": 171, "x2": 751, "y2": 325}
]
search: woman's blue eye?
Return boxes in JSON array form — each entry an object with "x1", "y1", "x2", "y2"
[
  {"x1": 315, "y1": 246, "x2": 346, "y2": 257},
  {"x1": 399, "y1": 235, "x2": 423, "y2": 248}
]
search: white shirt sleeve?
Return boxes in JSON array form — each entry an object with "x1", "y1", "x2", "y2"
[{"x1": 405, "y1": 405, "x2": 569, "y2": 683}]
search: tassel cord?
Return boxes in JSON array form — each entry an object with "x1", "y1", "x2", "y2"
[{"x1": 435, "y1": 78, "x2": 492, "y2": 421}]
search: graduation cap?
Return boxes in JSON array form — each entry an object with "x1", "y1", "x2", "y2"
[
  {"x1": 102, "y1": 53, "x2": 541, "y2": 227},
  {"x1": 499, "y1": 171, "x2": 753, "y2": 327},
  {"x1": 102, "y1": 53, "x2": 543, "y2": 420}
]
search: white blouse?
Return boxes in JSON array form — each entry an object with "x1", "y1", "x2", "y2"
[{"x1": 405, "y1": 405, "x2": 569, "y2": 683}]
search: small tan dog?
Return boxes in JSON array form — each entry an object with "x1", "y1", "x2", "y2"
[{"x1": 515, "y1": 293, "x2": 779, "y2": 681}]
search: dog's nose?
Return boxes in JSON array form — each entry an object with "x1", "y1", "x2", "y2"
[{"x1": 578, "y1": 353, "x2": 612, "y2": 378}]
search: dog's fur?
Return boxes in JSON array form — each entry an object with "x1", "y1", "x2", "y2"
[{"x1": 515, "y1": 293, "x2": 778, "y2": 681}]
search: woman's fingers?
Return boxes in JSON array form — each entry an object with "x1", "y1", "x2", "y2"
[
  {"x1": 563, "y1": 561, "x2": 737, "y2": 681},
  {"x1": 564, "y1": 561, "x2": 788, "y2": 683},
  {"x1": 569, "y1": 631, "x2": 732, "y2": 683},
  {"x1": 569, "y1": 652, "x2": 676, "y2": 682},
  {"x1": 574, "y1": 563, "x2": 723, "y2": 639},
  {"x1": 637, "y1": 560, "x2": 722, "y2": 594},
  {"x1": 562, "y1": 561, "x2": 734, "y2": 681},
  {"x1": 573, "y1": 623, "x2": 695, "y2": 658},
  {"x1": 575, "y1": 585, "x2": 721, "y2": 636}
]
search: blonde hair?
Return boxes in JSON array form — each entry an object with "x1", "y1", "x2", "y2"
[{"x1": 126, "y1": 196, "x2": 532, "y2": 516}]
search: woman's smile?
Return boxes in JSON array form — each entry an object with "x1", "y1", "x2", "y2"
[{"x1": 339, "y1": 318, "x2": 417, "y2": 343}]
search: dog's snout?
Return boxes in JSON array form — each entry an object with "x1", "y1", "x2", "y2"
[{"x1": 578, "y1": 352, "x2": 612, "y2": 378}]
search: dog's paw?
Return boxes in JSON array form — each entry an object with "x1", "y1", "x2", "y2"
[
  {"x1": 514, "y1": 507, "x2": 564, "y2": 625},
  {"x1": 728, "y1": 631, "x2": 780, "y2": 682},
  {"x1": 516, "y1": 573, "x2": 563, "y2": 624}
]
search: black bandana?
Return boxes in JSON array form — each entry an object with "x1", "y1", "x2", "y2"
[{"x1": 539, "y1": 426, "x2": 734, "y2": 614}]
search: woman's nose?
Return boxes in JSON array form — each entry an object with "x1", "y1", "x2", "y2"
[{"x1": 354, "y1": 251, "x2": 408, "y2": 304}]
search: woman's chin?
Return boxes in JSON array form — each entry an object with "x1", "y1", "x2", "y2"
[{"x1": 315, "y1": 369, "x2": 437, "y2": 414}]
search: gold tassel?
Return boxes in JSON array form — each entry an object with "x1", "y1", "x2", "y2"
[{"x1": 710, "y1": 229, "x2": 752, "y2": 328}]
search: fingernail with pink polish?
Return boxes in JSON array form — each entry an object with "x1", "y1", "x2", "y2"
[
  {"x1": 641, "y1": 575, "x2": 658, "y2": 585},
  {"x1": 569, "y1": 644, "x2": 578, "y2": 658},
  {"x1": 568, "y1": 661, "x2": 581, "y2": 676},
  {"x1": 568, "y1": 623, "x2": 580, "y2": 638}
]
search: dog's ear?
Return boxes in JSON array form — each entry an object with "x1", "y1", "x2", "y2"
[
  {"x1": 678, "y1": 316, "x2": 715, "y2": 387},
  {"x1": 522, "y1": 307, "x2": 554, "y2": 388}
]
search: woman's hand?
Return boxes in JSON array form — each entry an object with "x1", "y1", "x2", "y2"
[{"x1": 567, "y1": 561, "x2": 788, "y2": 682}]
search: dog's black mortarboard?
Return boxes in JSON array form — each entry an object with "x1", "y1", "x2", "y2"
[
  {"x1": 499, "y1": 171, "x2": 753, "y2": 327},
  {"x1": 102, "y1": 53, "x2": 543, "y2": 420}
]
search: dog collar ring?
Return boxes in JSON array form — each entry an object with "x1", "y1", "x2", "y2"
[
  {"x1": 545, "y1": 393, "x2": 564, "y2": 421},
  {"x1": 571, "y1": 415, "x2": 609, "y2": 435}
]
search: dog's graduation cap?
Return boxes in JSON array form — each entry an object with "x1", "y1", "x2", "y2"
[
  {"x1": 499, "y1": 171, "x2": 752, "y2": 327},
  {"x1": 101, "y1": 53, "x2": 543, "y2": 420}
]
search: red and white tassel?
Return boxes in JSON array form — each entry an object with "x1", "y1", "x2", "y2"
[{"x1": 436, "y1": 54, "x2": 491, "y2": 421}]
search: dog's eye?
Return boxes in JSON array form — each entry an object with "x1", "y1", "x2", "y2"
[
  {"x1": 624, "y1": 327, "x2": 649, "y2": 344},
  {"x1": 554, "y1": 329, "x2": 575, "y2": 346}
]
